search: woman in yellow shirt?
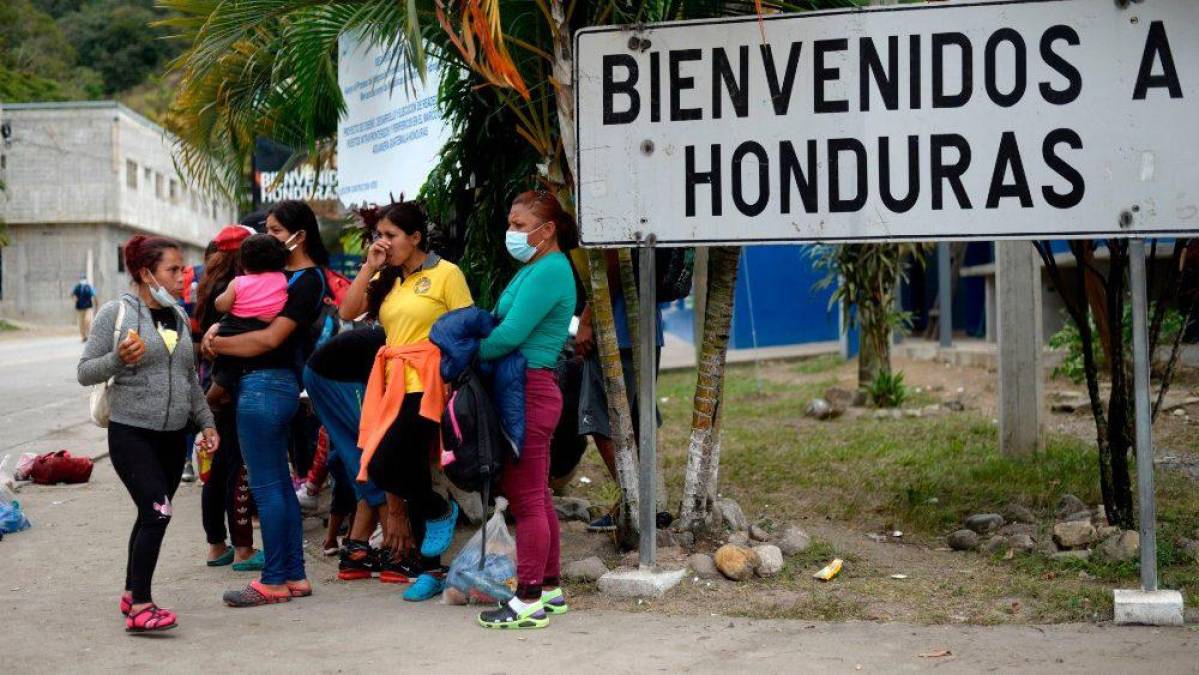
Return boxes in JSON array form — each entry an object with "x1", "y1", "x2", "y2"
[{"x1": 339, "y1": 202, "x2": 473, "y2": 601}]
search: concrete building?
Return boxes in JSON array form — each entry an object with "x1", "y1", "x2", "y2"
[{"x1": 0, "y1": 101, "x2": 235, "y2": 324}]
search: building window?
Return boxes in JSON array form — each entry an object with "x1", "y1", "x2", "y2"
[
  {"x1": 212, "y1": 199, "x2": 219, "y2": 220},
  {"x1": 126, "y1": 160, "x2": 138, "y2": 189},
  {"x1": 155, "y1": 173, "x2": 164, "y2": 199},
  {"x1": 117, "y1": 246, "x2": 125, "y2": 272},
  {"x1": 144, "y1": 167, "x2": 152, "y2": 186},
  {"x1": 169, "y1": 179, "x2": 178, "y2": 202}
]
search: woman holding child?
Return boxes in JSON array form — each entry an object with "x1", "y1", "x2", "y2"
[{"x1": 202, "y1": 200, "x2": 330, "y2": 607}]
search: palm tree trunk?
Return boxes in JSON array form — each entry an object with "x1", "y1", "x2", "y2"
[
  {"x1": 618, "y1": 248, "x2": 641, "y2": 390},
  {"x1": 587, "y1": 249, "x2": 641, "y2": 545},
  {"x1": 679, "y1": 246, "x2": 740, "y2": 530}
]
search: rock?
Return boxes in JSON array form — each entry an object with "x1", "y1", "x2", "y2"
[
  {"x1": 727, "y1": 532, "x2": 750, "y2": 547},
  {"x1": 1051, "y1": 398, "x2": 1089, "y2": 413},
  {"x1": 922, "y1": 404, "x2": 942, "y2": 416},
  {"x1": 1062, "y1": 510, "x2": 1093, "y2": 523},
  {"x1": 1096, "y1": 525, "x2": 1121, "y2": 540},
  {"x1": 1003, "y1": 504, "x2": 1037, "y2": 525},
  {"x1": 902, "y1": 408, "x2": 923, "y2": 418},
  {"x1": 552, "y1": 496, "x2": 592, "y2": 523},
  {"x1": 944, "y1": 399, "x2": 965, "y2": 412},
  {"x1": 563, "y1": 557, "x2": 608, "y2": 582},
  {"x1": 687, "y1": 553, "x2": 722, "y2": 580},
  {"x1": 752, "y1": 545, "x2": 785, "y2": 577},
  {"x1": 1009, "y1": 534, "x2": 1036, "y2": 552},
  {"x1": 1092, "y1": 505, "x2": 1107, "y2": 525},
  {"x1": 1036, "y1": 539, "x2": 1060, "y2": 556},
  {"x1": 1096, "y1": 530, "x2": 1139, "y2": 563},
  {"x1": 825, "y1": 387, "x2": 865, "y2": 410},
  {"x1": 1181, "y1": 539, "x2": 1199, "y2": 563},
  {"x1": 749, "y1": 524, "x2": 772, "y2": 542},
  {"x1": 1056, "y1": 494, "x2": 1089, "y2": 520},
  {"x1": 716, "y1": 498, "x2": 749, "y2": 532},
  {"x1": 1053, "y1": 521, "x2": 1097, "y2": 549},
  {"x1": 656, "y1": 529, "x2": 679, "y2": 548},
  {"x1": 805, "y1": 398, "x2": 838, "y2": 420},
  {"x1": 999, "y1": 523, "x2": 1037, "y2": 538},
  {"x1": 1052, "y1": 549, "x2": 1092, "y2": 562},
  {"x1": 777, "y1": 527, "x2": 812, "y2": 556},
  {"x1": 675, "y1": 531, "x2": 696, "y2": 550},
  {"x1": 983, "y1": 535, "x2": 1008, "y2": 554},
  {"x1": 714, "y1": 544, "x2": 759, "y2": 581},
  {"x1": 965, "y1": 513, "x2": 1005, "y2": 535},
  {"x1": 948, "y1": 529, "x2": 980, "y2": 551}
]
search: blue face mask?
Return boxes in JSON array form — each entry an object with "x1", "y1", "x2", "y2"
[
  {"x1": 505, "y1": 223, "x2": 546, "y2": 263},
  {"x1": 147, "y1": 278, "x2": 177, "y2": 307}
]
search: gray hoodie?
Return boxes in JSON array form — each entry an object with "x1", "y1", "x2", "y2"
[{"x1": 78, "y1": 293, "x2": 215, "y2": 432}]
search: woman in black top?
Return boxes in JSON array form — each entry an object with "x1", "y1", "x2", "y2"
[{"x1": 202, "y1": 200, "x2": 330, "y2": 607}]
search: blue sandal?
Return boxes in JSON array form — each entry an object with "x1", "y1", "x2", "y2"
[
  {"x1": 207, "y1": 548, "x2": 235, "y2": 567},
  {"x1": 232, "y1": 550, "x2": 264, "y2": 572}
]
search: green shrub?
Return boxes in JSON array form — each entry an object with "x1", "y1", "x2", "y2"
[{"x1": 869, "y1": 370, "x2": 907, "y2": 408}]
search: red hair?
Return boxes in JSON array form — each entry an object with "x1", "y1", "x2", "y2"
[
  {"x1": 512, "y1": 190, "x2": 578, "y2": 250},
  {"x1": 124, "y1": 234, "x2": 180, "y2": 282}
]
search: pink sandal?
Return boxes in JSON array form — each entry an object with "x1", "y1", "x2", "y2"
[
  {"x1": 125, "y1": 604, "x2": 177, "y2": 633},
  {"x1": 120, "y1": 593, "x2": 132, "y2": 616},
  {"x1": 223, "y1": 579, "x2": 292, "y2": 607}
]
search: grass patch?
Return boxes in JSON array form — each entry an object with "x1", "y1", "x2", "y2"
[
  {"x1": 789, "y1": 353, "x2": 842, "y2": 376},
  {"x1": 0, "y1": 319, "x2": 19, "y2": 332}
]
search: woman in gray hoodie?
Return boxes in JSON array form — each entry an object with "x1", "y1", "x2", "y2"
[{"x1": 79, "y1": 234, "x2": 218, "y2": 633}]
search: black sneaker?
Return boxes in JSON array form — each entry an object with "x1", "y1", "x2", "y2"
[
  {"x1": 380, "y1": 551, "x2": 421, "y2": 584},
  {"x1": 478, "y1": 599, "x2": 549, "y2": 630},
  {"x1": 337, "y1": 539, "x2": 378, "y2": 581}
]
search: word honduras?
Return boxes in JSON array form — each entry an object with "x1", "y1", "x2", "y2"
[{"x1": 600, "y1": 23, "x2": 1183, "y2": 219}]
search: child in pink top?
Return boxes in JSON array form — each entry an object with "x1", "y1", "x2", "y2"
[{"x1": 208, "y1": 234, "x2": 290, "y2": 399}]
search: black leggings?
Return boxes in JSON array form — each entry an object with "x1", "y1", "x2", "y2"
[
  {"x1": 108, "y1": 421, "x2": 187, "y2": 604},
  {"x1": 201, "y1": 407, "x2": 254, "y2": 548},
  {"x1": 366, "y1": 393, "x2": 445, "y2": 569}
]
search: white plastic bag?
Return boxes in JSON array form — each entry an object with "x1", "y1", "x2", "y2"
[
  {"x1": 14, "y1": 452, "x2": 38, "y2": 482},
  {"x1": 444, "y1": 497, "x2": 517, "y2": 605}
]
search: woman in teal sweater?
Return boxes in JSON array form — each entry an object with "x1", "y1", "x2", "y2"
[{"x1": 477, "y1": 190, "x2": 576, "y2": 630}]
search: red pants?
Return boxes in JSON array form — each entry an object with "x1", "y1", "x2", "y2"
[{"x1": 502, "y1": 369, "x2": 563, "y2": 589}]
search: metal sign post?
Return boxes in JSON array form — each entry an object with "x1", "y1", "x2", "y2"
[
  {"x1": 1112, "y1": 237, "x2": 1182, "y2": 625},
  {"x1": 638, "y1": 235, "x2": 658, "y2": 568},
  {"x1": 1128, "y1": 239, "x2": 1157, "y2": 592}
]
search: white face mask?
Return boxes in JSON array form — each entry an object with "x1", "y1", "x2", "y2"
[{"x1": 284, "y1": 232, "x2": 301, "y2": 252}]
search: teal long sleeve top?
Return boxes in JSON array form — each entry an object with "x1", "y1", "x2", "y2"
[{"x1": 479, "y1": 251, "x2": 575, "y2": 368}]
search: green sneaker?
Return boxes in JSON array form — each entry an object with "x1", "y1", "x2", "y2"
[
  {"x1": 540, "y1": 587, "x2": 568, "y2": 615},
  {"x1": 478, "y1": 599, "x2": 549, "y2": 630}
]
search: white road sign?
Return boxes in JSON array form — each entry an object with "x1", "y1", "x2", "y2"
[
  {"x1": 573, "y1": 0, "x2": 1199, "y2": 246},
  {"x1": 337, "y1": 33, "x2": 449, "y2": 207}
]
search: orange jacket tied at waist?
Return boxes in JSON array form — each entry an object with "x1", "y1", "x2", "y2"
[{"x1": 356, "y1": 340, "x2": 446, "y2": 482}]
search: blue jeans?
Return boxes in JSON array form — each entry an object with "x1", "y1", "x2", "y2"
[
  {"x1": 238, "y1": 369, "x2": 305, "y2": 585},
  {"x1": 302, "y1": 367, "x2": 386, "y2": 507}
]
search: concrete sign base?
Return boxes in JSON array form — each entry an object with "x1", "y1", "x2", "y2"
[{"x1": 1113, "y1": 589, "x2": 1184, "y2": 626}]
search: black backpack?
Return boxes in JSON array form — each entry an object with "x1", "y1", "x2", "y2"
[{"x1": 440, "y1": 366, "x2": 507, "y2": 496}]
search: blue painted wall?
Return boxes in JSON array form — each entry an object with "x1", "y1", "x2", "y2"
[{"x1": 661, "y1": 245, "x2": 841, "y2": 350}]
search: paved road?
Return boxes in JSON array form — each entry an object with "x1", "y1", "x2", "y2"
[
  {"x1": 0, "y1": 336, "x2": 104, "y2": 472},
  {"x1": 1, "y1": 335, "x2": 1197, "y2": 673}
]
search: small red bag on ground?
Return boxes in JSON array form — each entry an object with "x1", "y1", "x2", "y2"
[{"x1": 29, "y1": 451, "x2": 94, "y2": 485}]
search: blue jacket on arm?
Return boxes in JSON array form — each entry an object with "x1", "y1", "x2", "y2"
[{"x1": 430, "y1": 307, "x2": 527, "y2": 457}]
